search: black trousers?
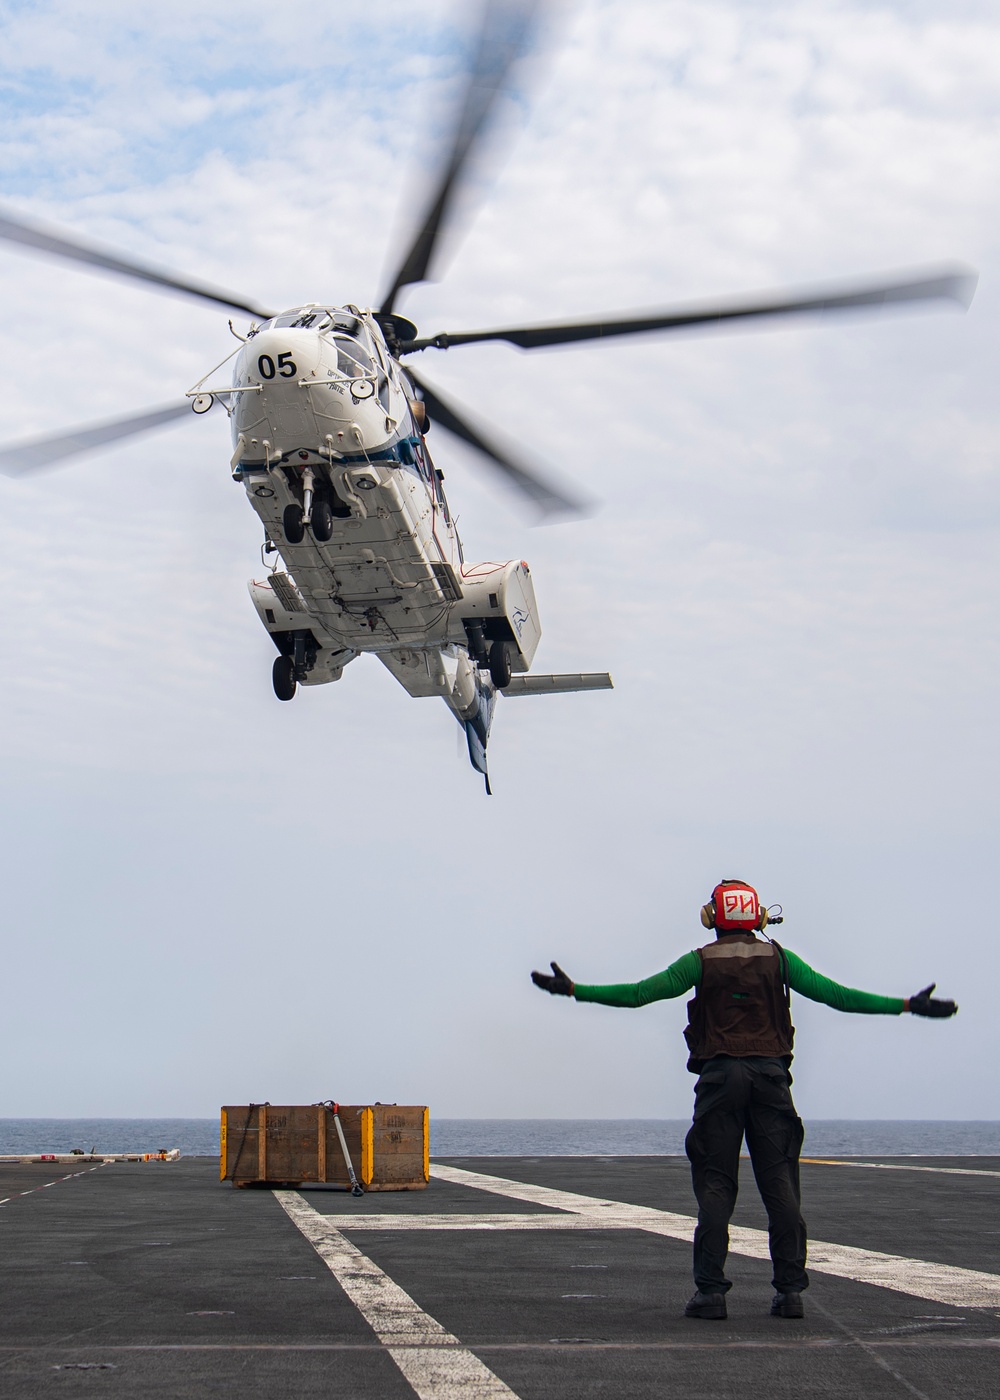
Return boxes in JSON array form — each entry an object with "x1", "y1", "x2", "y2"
[{"x1": 684, "y1": 1055, "x2": 808, "y2": 1295}]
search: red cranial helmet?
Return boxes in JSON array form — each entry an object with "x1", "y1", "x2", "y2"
[{"x1": 700, "y1": 879, "x2": 767, "y2": 933}]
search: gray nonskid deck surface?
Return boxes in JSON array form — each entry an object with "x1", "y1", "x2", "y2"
[{"x1": 0, "y1": 1155, "x2": 996, "y2": 1398}]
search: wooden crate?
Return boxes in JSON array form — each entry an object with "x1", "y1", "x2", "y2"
[{"x1": 220, "y1": 1104, "x2": 429, "y2": 1190}]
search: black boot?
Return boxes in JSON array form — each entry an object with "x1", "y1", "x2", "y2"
[
  {"x1": 770, "y1": 1291, "x2": 804, "y2": 1318},
  {"x1": 685, "y1": 1290, "x2": 727, "y2": 1320}
]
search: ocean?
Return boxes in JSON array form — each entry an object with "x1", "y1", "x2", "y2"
[{"x1": 1, "y1": 1118, "x2": 999, "y2": 1157}]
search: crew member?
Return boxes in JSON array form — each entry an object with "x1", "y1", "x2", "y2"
[{"x1": 531, "y1": 878, "x2": 957, "y2": 1321}]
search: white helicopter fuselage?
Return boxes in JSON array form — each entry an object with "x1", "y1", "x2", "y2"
[{"x1": 222, "y1": 304, "x2": 543, "y2": 782}]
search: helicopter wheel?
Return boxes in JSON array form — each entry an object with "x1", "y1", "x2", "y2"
[
  {"x1": 488, "y1": 639, "x2": 512, "y2": 689},
  {"x1": 272, "y1": 654, "x2": 297, "y2": 701},
  {"x1": 311, "y1": 499, "x2": 333, "y2": 543},
  {"x1": 283, "y1": 503, "x2": 305, "y2": 545}
]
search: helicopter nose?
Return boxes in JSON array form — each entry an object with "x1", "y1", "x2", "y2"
[{"x1": 245, "y1": 327, "x2": 323, "y2": 386}]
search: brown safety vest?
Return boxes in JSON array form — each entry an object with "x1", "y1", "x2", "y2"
[{"x1": 683, "y1": 933, "x2": 795, "y2": 1072}]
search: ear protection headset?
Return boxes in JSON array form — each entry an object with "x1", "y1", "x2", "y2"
[{"x1": 700, "y1": 879, "x2": 771, "y2": 933}]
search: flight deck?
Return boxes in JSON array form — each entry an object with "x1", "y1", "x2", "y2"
[{"x1": 1, "y1": 1153, "x2": 998, "y2": 1397}]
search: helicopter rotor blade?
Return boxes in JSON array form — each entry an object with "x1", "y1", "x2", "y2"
[
  {"x1": 406, "y1": 368, "x2": 585, "y2": 519},
  {"x1": 0, "y1": 402, "x2": 194, "y2": 477},
  {"x1": 0, "y1": 207, "x2": 275, "y2": 319},
  {"x1": 379, "y1": 0, "x2": 539, "y2": 315},
  {"x1": 402, "y1": 266, "x2": 978, "y2": 352}
]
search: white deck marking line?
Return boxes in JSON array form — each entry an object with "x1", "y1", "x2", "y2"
[
  {"x1": 0, "y1": 1163, "x2": 110, "y2": 1208},
  {"x1": 430, "y1": 1164, "x2": 1000, "y2": 1308},
  {"x1": 274, "y1": 1190, "x2": 519, "y2": 1400},
  {"x1": 314, "y1": 1213, "x2": 639, "y2": 1231},
  {"x1": 802, "y1": 1159, "x2": 1000, "y2": 1180}
]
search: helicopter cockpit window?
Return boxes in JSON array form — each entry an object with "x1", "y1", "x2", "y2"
[
  {"x1": 333, "y1": 337, "x2": 374, "y2": 379},
  {"x1": 273, "y1": 308, "x2": 334, "y2": 330}
]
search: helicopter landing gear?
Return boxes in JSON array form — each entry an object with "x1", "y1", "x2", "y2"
[
  {"x1": 284, "y1": 499, "x2": 333, "y2": 543},
  {"x1": 311, "y1": 499, "x2": 333, "y2": 542},
  {"x1": 489, "y1": 639, "x2": 512, "y2": 689},
  {"x1": 272, "y1": 654, "x2": 297, "y2": 701},
  {"x1": 283, "y1": 503, "x2": 304, "y2": 545}
]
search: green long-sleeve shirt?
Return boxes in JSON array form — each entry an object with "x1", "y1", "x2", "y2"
[{"x1": 574, "y1": 946, "x2": 905, "y2": 1015}]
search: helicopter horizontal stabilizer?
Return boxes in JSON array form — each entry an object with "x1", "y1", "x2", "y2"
[{"x1": 501, "y1": 672, "x2": 613, "y2": 696}]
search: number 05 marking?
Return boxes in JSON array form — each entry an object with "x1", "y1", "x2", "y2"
[{"x1": 258, "y1": 352, "x2": 297, "y2": 380}]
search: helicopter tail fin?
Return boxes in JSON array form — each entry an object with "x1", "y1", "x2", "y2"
[
  {"x1": 463, "y1": 679, "x2": 498, "y2": 795},
  {"x1": 464, "y1": 716, "x2": 492, "y2": 795}
]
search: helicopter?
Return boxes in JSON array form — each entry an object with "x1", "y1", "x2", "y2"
[{"x1": 0, "y1": 1, "x2": 976, "y2": 793}]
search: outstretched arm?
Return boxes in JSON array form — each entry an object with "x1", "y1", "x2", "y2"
[
  {"x1": 786, "y1": 951, "x2": 957, "y2": 1017},
  {"x1": 531, "y1": 950, "x2": 702, "y2": 1007}
]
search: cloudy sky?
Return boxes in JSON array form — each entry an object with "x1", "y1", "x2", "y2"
[{"x1": 0, "y1": 0, "x2": 996, "y2": 1124}]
